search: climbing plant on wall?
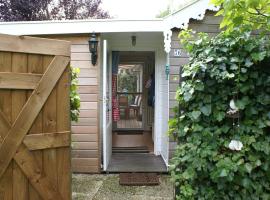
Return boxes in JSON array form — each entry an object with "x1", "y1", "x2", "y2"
[
  {"x1": 70, "y1": 67, "x2": 80, "y2": 122},
  {"x1": 211, "y1": 0, "x2": 270, "y2": 33},
  {"x1": 169, "y1": 29, "x2": 270, "y2": 199}
]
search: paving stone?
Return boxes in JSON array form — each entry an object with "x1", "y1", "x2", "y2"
[{"x1": 72, "y1": 174, "x2": 174, "y2": 200}]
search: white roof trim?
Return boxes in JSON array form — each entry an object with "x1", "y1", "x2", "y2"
[
  {"x1": 163, "y1": 0, "x2": 219, "y2": 30},
  {"x1": 0, "y1": 19, "x2": 164, "y2": 35},
  {"x1": 0, "y1": 0, "x2": 219, "y2": 36}
]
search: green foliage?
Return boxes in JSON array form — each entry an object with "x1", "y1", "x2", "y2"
[
  {"x1": 118, "y1": 73, "x2": 137, "y2": 92},
  {"x1": 70, "y1": 67, "x2": 80, "y2": 122},
  {"x1": 211, "y1": 0, "x2": 270, "y2": 33},
  {"x1": 169, "y1": 29, "x2": 270, "y2": 199}
]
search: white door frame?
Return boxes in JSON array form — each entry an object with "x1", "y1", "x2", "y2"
[
  {"x1": 101, "y1": 33, "x2": 169, "y2": 170},
  {"x1": 102, "y1": 40, "x2": 112, "y2": 170},
  {"x1": 154, "y1": 48, "x2": 169, "y2": 166}
]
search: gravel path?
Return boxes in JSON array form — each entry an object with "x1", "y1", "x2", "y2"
[{"x1": 72, "y1": 174, "x2": 174, "y2": 200}]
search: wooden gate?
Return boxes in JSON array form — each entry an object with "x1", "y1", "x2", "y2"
[{"x1": 0, "y1": 34, "x2": 71, "y2": 200}]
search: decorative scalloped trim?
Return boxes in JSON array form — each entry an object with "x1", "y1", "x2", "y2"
[
  {"x1": 163, "y1": 0, "x2": 219, "y2": 53},
  {"x1": 164, "y1": 0, "x2": 219, "y2": 30}
]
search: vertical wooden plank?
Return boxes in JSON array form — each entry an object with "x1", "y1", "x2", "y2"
[
  {"x1": 28, "y1": 54, "x2": 43, "y2": 200},
  {"x1": 11, "y1": 53, "x2": 29, "y2": 200},
  {"x1": 0, "y1": 52, "x2": 13, "y2": 200},
  {"x1": 57, "y1": 67, "x2": 72, "y2": 199},
  {"x1": 42, "y1": 55, "x2": 58, "y2": 192}
]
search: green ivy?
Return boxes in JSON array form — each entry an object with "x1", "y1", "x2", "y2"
[
  {"x1": 211, "y1": 0, "x2": 270, "y2": 33},
  {"x1": 70, "y1": 67, "x2": 80, "y2": 122},
  {"x1": 169, "y1": 29, "x2": 270, "y2": 199}
]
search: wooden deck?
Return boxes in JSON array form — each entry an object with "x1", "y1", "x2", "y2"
[
  {"x1": 107, "y1": 153, "x2": 167, "y2": 172},
  {"x1": 117, "y1": 117, "x2": 142, "y2": 129}
]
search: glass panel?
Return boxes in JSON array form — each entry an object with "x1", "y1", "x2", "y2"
[
  {"x1": 117, "y1": 64, "x2": 142, "y2": 93},
  {"x1": 116, "y1": 64, "x2": 143, "y2": 129}
]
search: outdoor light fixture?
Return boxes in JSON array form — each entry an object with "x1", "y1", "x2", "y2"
[
  {"x1": 131, "y1": 35, "x2": 136, "y2": 46},
  {"x1": 88, "y1": 33, "x2": 99, "y2": 65}
]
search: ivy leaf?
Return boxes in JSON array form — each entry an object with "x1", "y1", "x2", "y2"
[
  {"x1": 195, "y1": 82, "x2": 204, "y2": 91},
  {"x1": 200, "y1": 105, "x2": 212, "y2": 116},
  {"x1": 244, "y1": 58, "x2": 253, "y2": 67},
  {"x1": 193, "y1": 124, "x2": 203, "y2": 132},
  {"x1": 182, "y1": 69, "x2": 192, "y2": 77},
  {"x1": 244, "y1": 163, "x2": 253, "y2": 173},
  {"x1": 205, "y1": 57, "x2": 214, "y2": 63},
  {"x1": 241, "y1": 178, "x2": 252, "y2": 189},
  {"x1": 219, "y1": 169, "x2": 228, "y2": 177},
  {"x1": 255, "y1": 160, "x2": 262, "y2": 167},
  {"x1": 230, "y1": 64, "x2": 238, "y2": 70},
  {"x1": 231, "y1": 57, "x2": 240, "y2": 63},
  {"x1": 190, "y1": 111, "x2": 201, "y2": 120},
  {"x1": 204, "y1": 48, "x2": 211, "y2": 54},
  {"x1": 241, "y1": 68, "x2": 247, "y2": 73},
  {"x1": 220, "y1": 47, "x2": 228, "y2": 52},
  {"x1": 221, "y1": 125, "x2": 230, "y2": 133},
  {"x1": 184, "y1": 92, "x2": 192, "y2": 102},
  {"x1": 214, "y1": 111, "x2": 225, "y2": 122},
  {"x1": 236, "y1": 96, "x2": 250, "y2": 110},
  {"x1": 251, "y1": 51, "x2": 266, "y2": 62}
]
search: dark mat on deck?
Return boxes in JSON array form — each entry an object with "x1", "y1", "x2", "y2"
[
  {"x1": 112, "y1": 146, "x2": 149, "y2": 153},
  {"x1": 107, "y1": 153, "x2": 167, "y2": 172},
  {"x1": 119, "y1": 173, "x2": 160, "y2": 186}
]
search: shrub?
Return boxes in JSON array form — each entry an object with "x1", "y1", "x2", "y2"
[
  {"x1": 169, "y1": 29, "x2": 270, "y2": 199},
  {"x1": 70, "y1": 67, "x2": 80, "y2": 122}
]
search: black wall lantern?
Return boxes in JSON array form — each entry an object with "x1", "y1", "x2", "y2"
[{"x1": 88, "y1": 33, "x2": 99, "y2": 66}]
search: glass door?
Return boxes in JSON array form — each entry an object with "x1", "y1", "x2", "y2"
[{"x1": 116, "y1": 64, "x2": 143, "y2": 129}]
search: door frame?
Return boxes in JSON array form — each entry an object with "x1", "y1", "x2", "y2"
[
  {"x1": 102, "y1": 40, "x2": 113, "y2": 171},
  {"x1": 112, "y1": 54, "x2": 154, "y2": 132},
  {"x1": 100, "y1": 33, "x2": 169, "y2": 170}
]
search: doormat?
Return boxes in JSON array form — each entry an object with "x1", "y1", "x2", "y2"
[{"x1": 119, "y1": 173, "x2": 159, "y2": 186}]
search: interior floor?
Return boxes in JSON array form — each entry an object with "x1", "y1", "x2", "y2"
[
  {"x1": 117, "y1": 112, "x2": 142, "y2": 129},
  {"x1": 107, "y1": 153, "x2": 167, "y2": 172}
]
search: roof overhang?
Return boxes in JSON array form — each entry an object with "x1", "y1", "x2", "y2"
[
  {"x1": 0, "y1": 0, "x2": 219, "y2": 54},
  {"x1": 0, "y1": 19, "x2": 164, "y2": 36},
  {"x1": 0, "y1": 0, "x2": 219, "y2": 36}
]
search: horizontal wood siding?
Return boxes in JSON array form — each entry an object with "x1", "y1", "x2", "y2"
[
  {"x1": 45, "y1": 35, "x2": 100, "y2": 173},
  {"x1": 169, "y1": 11, "x2": 222, "y2": 158}
]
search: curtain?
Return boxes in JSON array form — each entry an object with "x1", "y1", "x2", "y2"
[{"x1": 112, "y1": 51, "x2": 120, "y2": 75}]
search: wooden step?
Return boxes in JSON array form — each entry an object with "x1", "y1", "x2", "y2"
[
  {"x1": 115, "y1": 131, "x2": 144, "y2": 135},
  {"x1": 112, "y1": 146, "x2": 149, "y2": 153}
]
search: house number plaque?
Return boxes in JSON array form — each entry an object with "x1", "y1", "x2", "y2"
[{"x1": 174, "y1": 49, "x2": 181, "y2": 57}]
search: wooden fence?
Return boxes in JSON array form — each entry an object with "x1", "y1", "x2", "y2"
[{"x1": 0, "y1": 34, "x2": 71, "y2": 200}]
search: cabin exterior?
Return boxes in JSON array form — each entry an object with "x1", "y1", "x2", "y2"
[{"x1": 0, "y1": 0, "x2": 221, "y2": 173}]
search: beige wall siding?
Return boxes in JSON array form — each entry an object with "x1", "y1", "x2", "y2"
[
  {"x1": 169, "y1": 11, "x2": 222, "y2": 158},
  {"x1": 43, "y1": 35, "x2": 100, "y2": 173}
]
